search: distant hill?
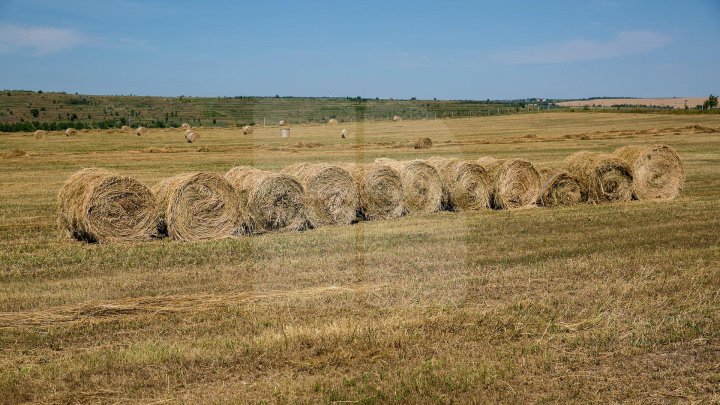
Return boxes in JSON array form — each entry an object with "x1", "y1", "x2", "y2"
[
  {"x1": 557, "y1": 97, "x2": 707, "y2": 109},
  {"x1": 0, "y1": 91, "x2": 549, "y2": 132}
]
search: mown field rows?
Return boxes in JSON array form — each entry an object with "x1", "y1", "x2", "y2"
[{"x1": 1, "y1": 112, "x2": 719, "y2": 402}]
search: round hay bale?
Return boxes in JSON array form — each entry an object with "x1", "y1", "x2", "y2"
[
  {"x1": 476, "y1": 157, "x2": 541, "y2": 209},
  {"x1": 57, "y1": 168, "x2": 157, "y2": 243},
  {"x1": 375, "y1": 158, "x2": 442, "y2": 214},
  {"x1": 121, "y1": 125, "x2": 131, "y2": 132},
  {"x1": 341, "y1": 128, "x2": 349, "y2": 138},
  {"x1": 537, "y1": 168, "x2": 583, "y2": 207},
  {"x1": 278, "y1": 120, "x2": 288, "y2": 126},
  {"x1": 136, "y1": 126, "x2": 148, "y2": 136},
  {"x1": 152, "y1": 172, "x2": 240, "y2": 241},
  {"x1": 341, "y1": 163, "x2": 405, "y2": 220},
  {"x1": 328, "y1": 119, "x2": 338, "y2": 125},
  {"x1": 280, "y1": 128, "x2": 290, "y2": 138},
  {"x1": 413, "y1": 137, "x2": 432, "y2": 149},
  {"x1": 281, "y1": 163, "x2": 358, "y2": 227},
  {"x1": 65, "y1": 128, "x2": 77, "y2": 136},
  {"x1": 392, "y1": 115, "x2": 402, "y2": 122},
  {"x1": 225, "y1": 166, "x2": 308, "y2": 233},
  {"x1": 181, "y1": 123, "x2": 191, "y2": 129},
  {"x1": 564, "y1": 152, "x2": 633, "y2": 203},
  {"x1": 185, "y1": 131, "x2": 200, "y2": 143},
  {"x1": 34, "y1": 130, "x2": 47, "y2": 139},
  {"x1": 243, "y1": 125, "x2": 254, "y2": 135},
  {"x1": 614, "y1": 144, "x2": 684, "y2": 200},
  {"x1": 426, "y1": 157, "x2": 489, "y2": 211}
]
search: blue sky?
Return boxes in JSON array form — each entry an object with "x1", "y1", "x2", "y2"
[{"x1": 0, "y1": 0, "x2": 718, "y2": 99}]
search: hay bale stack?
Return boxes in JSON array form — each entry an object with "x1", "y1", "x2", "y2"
[
  {"x1": 328, "y1": 119, "x2": 338, "y2": 125},
  {"x1": 34, "y1": 130, "x2": 47, "y2": 139},
  {"x1": 185, "y1": 131, "x2": 200, "y2": 143},
  {"x1": 476, "y1": 157, "x2": 541, "y2": 209},
  {"x1": 58, "y1": 168, "x2": 157, "y2": 243},
  {"x1": 136, "y1": 126, "x2": 148, "y2": 136},
  {"x1": 281, "y1": 163, "x2": 358, "y2": 227},
  {"x1": 413, "y1": 137, "x2": 432, "y2": 149},
  {"x1": 65, "y1": 128, "x2": 77, "y2": 136},
  {"x1": 243, "y1": 125, "x2": 254, "y2": 135},
  {"x1": 121, "y1": 125, "x2": 131, "y2": 132},
  {"x1": 225, "y1": 166, "x2": 308, "y2": 233},
  {"x1": 393, "y1": 115, "x2": 402, "y2": 122},
  {"x1": 181, "y1": 123, "x2": 191, "y2": 129},
  {"x1": 614, "y1": 144, "x2": 684, "y2": 200},
  {"x1": 375, "y1": 158, "x2": 442, "y2": 214},
  {"x1": 152, "y1": 172, "x2": 240, "y2": 241},
  {"x1": 341, "y1": 163, "x2": 405, "y2": 220},
  {"x1": 426, "y1": 157, "x2": 489, "y2": 211},
  {"x1": 537, "y1": 168, "x2": 583, "y2": 207},
  {"x1": 564, "y1": 152, "x2": 633, "y2": 203}
]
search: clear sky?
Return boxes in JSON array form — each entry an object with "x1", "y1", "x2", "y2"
[{"x1": 1, "y1": 0, "x2": 718, "y2": 99}]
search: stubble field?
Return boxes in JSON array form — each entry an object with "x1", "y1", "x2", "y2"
[{"x1": 1, "y1": 112, "x2": 719, "y2": 403}]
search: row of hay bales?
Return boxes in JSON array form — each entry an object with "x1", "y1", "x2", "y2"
[{"x1": 57, "y1": 144, "x2": 683, "y2": 243}]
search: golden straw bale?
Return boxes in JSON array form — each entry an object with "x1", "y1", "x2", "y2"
[
  {"x1": 375, "y1": 158, "x2": 442, "y2": 213},
  {"x1": 426, "y1": 157, "x2": 489, "y2": 211},
  {"x1": 537, "y1": 168, "x2": 583, "y2": 207},
  {"x1": 341, "y1": 163, "x2": 405, "y2": 220},
  {"x1": 243, "y1": 125, "x2": 254, "y2": 135},
  {"x1": 476, "y1": 157, "x2": 541, "y2": 209},
  {"x1": 564, "y1": 152, "x2": 633, "y2": 203},
  {"x1": 614, "y1": 144, "x2": 684, "y2": 200}
]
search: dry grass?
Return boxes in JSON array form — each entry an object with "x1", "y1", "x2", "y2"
[{"x1": 1, "y1": 112, "x2": 719, "y2": 403}]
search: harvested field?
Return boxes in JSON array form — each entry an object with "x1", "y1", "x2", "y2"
[{"x1": 1, "y1": 112, "x2": 719, "y2": 403}]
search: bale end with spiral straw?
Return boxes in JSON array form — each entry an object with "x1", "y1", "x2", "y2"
[{"x1": 614, "y1": 144, "x2": 683, "y2": 200}]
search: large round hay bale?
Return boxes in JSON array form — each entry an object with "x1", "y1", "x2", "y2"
[
  {"x1": 413, "y1": 137, "x2": 432, "y2": 149},
  {"x1": 65, "y1": 128, "x2": 77, "y2": 136},
  {"x1": 392, "y1": 115, "x2": 402, "y2": 122},
  {"x1": 375, "y1": 158, "x2": 442, "y2": 214},
  {"x1": 278, "y1": 120, "x2": 288, "y2": 126},
  {"x1": 341, "y1": 163, "x2": 405, "y2": 220},
  {"x1": 328, "y1": 119, "x2": 338, "y2": 125},
  {"x1": 121, "y1": 125, "x2": 131, "y2": 132},
  {"x1": 185, "y1": 131, "x2": 200, "y2": 143},
  {"x1": 152, "y1": 172, "x2": 240, "y2": 241},
  {"x1": 280, "y1": 128, "x2": 290, "y2": 137},
  {"x1": 281, "y1": 163, "x2": 358, "y2": 227},
  {"x1": 225, "y1": 166, "x2": 308, "y2": 233},
  {"x1": 58, "y1": 168, "x2": 157, "y2": 243},
  {"x1": 243, "y1": 125, "x2": 254, "y2": 135},
  {"x1": 136, "y1": 126, "x2": 148, "y2": 136},
  {"x1": 426, "y1": 157, "x2": 489, "y2": 211},
  {"x1": 181, "y1": 123, "x2": 191, "y2": 129},
  {"x1": 341, "y1": 128, "x2": 349, "y2": 138},
  {"x1": 34, "y1": 130, "x2": 47, "y2": 139},
  {"x1": 614, "y1": 144, "x2": 684, "y2": 200},
  {"x1": 564, "y1": 152, "x2": 633, "y2": 203},
  {"x1": 537, "y1": 168, "x2": 583, "y2": 207},
  {"x1": 476, "y1": 157, "x2": 541, "y2": 209}
]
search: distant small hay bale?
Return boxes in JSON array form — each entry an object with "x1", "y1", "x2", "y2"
[
  {"x1": 279, "y1": 120, "x2": 288, "y2": 126},
  {"x1": 341, "y1": 163, "x2": 405, "y2": 220},
  {"x1": 225, "y1": 166, "x2": 308, "y2": 233},
  {"x1": 281, "y1": 163, "x2": 358, "y2": 227},
  {"x1": 57, "y1": 168, "x2": 157, "y2": 243},
  {"x1": 393, "y1": 115, "x2": 402, "y2": 122},
  {"x1": 413, "y1": 137, "x2": 432, "y2": 149},
  {"x1": 328, "y1": 119, "x2": 338, "y2": 125},
  {"x1": 121, "y1": 125, "x2": 131, "y2": 132},
  {"x1": 243, "y1": 125, "x2": 254, "y2": 135},
  {"x1": 375, "y1": 158, "x2": 442, "y2": 214},
  {"x1": 181, "y1": 123, "x2": 191, "y2": 129},
  {"x1": 65, "y1": 128, "x2": 77, "y2": 136},
  {"x1": 280, "y1": 128, "x2": 290, "y2": 137},
  {"x1": 476, "y1": 157, "x2": 541, "y2": 209},
  {"x1": 614, "y1": 144, "x2": 684, "y2": 200},
  {"x1": 152, "y1": 172, "x2": 240, "y2": 241},
  {"x1": 341, "y1": 128, "x2": 349, "y2": 138},
  {"x1": 136, "y1": 126, "x2": 148, "y2": 136},
  {"x1": 34, "y1": 130, "x2": 47, "y2": 139},
  {"x1": 537, "y1": 168, "x2": 583, "y2": 207},
  {"x1": 564, "y1": 152, "x2": 633, "y2": 203},
  {"x1": 426, "y1": 157, "x2": 489, "y2": 211},
  {"x1": 185, "y1": 131, "x2": 200, "y2": 143}
]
